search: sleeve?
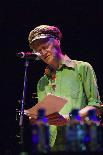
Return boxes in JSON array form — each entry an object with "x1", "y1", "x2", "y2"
[
  {"x1": 81, "y1": 62, "x2": 101, "y2": 107},
  {"x1": 37, "y1": 76, "x2": 49, "y2": 102}
]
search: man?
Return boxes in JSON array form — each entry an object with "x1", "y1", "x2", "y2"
[{"x1": 28, "y1": 25, "x2": 101, "y2": 150}]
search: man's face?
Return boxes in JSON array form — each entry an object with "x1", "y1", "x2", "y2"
[{"x1": 31, "y1": 38, "x2": 61, "y2": 67}]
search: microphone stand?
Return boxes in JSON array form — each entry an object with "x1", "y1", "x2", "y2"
[
  {"x1": 17, "y1": 53, "x2": 40, "y2": 154},
  {"x1": 19, "y1": 58, "x2": 29, "y2": 154}
]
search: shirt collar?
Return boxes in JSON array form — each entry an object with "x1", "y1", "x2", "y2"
[{"x1": 59, "y1": 55, "x2": 75, "y2": 69}]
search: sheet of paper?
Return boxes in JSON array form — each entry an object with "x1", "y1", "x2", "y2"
[{"x1": 24, "y1": 94, "x2": 68, "y2": 118}]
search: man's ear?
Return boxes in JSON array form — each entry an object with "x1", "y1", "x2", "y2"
[
  {"x1": 55, "y1": 39, "x2": 60, "y2": 46},
  {"x1": 57, "y1": 40, "x2": 60, "y2": 45}
]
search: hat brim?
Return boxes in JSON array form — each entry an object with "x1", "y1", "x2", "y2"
[{"x1": 31, "y1": 34, "x2": 50, "y2": 43}]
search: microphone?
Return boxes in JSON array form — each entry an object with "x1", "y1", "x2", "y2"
[{"x1": 16, "y1": 52, "x2": 41, "y2": 60}]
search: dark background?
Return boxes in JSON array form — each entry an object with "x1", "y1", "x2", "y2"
[{"x1": 0, "y1": 0, "x2": 103, "y2": 154}]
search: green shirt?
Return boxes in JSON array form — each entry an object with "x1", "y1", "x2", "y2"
[{"x1": 37, "y1": 58, "x2": 100, "y2": 147}]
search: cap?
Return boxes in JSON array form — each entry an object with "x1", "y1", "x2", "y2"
[{"x1": 28, "y1": 25, "x2": 62, "y2": 45}]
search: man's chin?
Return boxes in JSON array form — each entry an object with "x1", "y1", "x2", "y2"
[{"x1": 46, "y1": 58, "x2": 54, "y2": 64}]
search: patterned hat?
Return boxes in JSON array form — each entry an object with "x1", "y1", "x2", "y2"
[{"x1": 28, "y1": 25, "x2": 62, "y2": 45}]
